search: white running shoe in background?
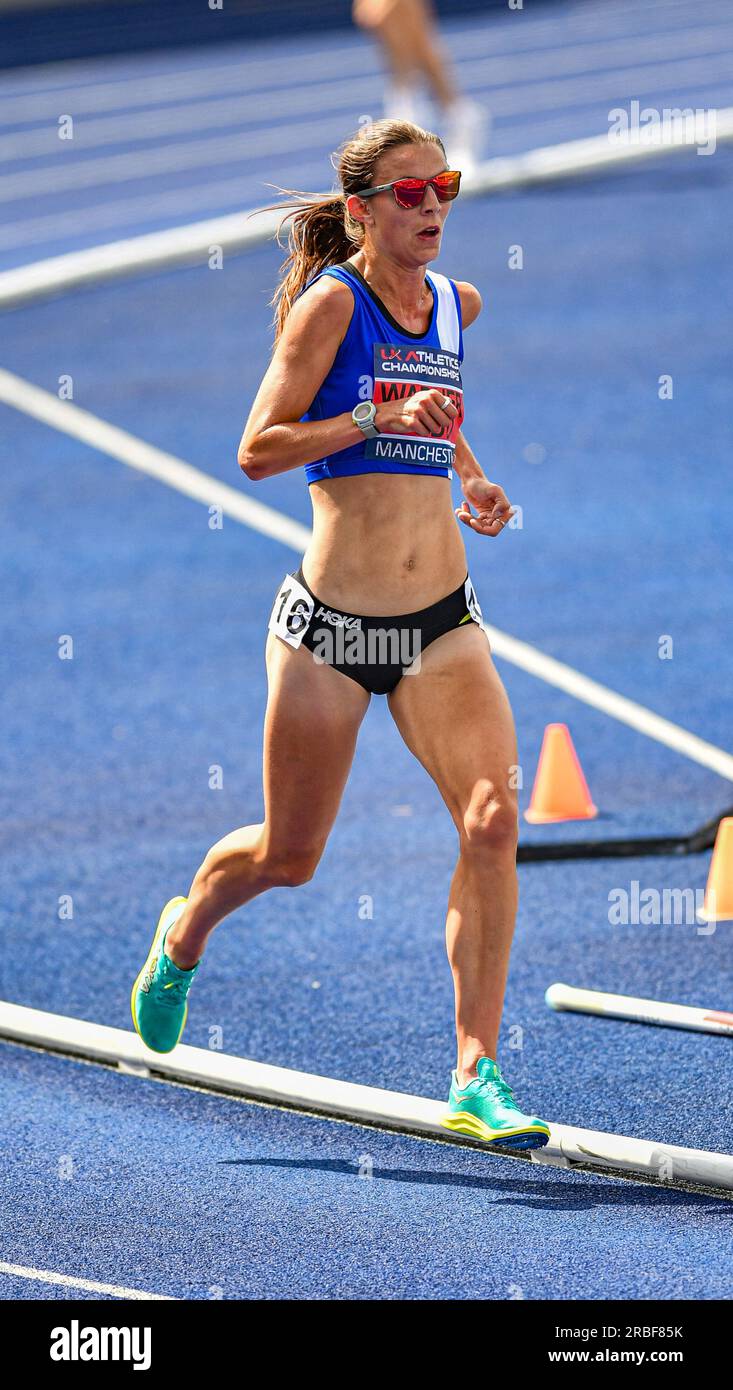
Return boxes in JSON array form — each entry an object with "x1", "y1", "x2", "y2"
[
  {"x1": 384, "y1": 79, "x2": 429, "y2": 126},
  {"x1": 441, "y1": 97, "x2": 490, "y2": 177}
]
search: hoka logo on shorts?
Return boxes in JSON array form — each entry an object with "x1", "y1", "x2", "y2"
[{"x1": 314, "y1": 605, "x2": 362, "y2": 629}]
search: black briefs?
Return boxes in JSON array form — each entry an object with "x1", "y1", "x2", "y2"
[{"x1": 268, "y1": 566, "x2": 484, "y2": 695}]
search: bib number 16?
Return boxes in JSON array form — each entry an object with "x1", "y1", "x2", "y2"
[{"x1": 268, "y1": 574, "x2": 315, "y2": 649}]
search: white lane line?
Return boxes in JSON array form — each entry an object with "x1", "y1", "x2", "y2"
[
  {"x1": 0, "y1": 163, "x2": 329, "y2": 254},
  {"x1": 0, "y1": 203, "x2": 284, "y2": 295},
  {"x1": 0, "y1": 83, "x2": 362, "y2": 162},
  {"x1": 4, "y1": 25, "x2": 729, "y2": 161},
  {"x1": 0, "y1": 36, "x2": 369, "y2": 109},
  {"x1": 3, "y1": 51, "x2": 730, "y2": 204},
  {"x1": 0, "y1": 1261, "x2": 176, "y2": 1299},
  {"x1": 4, "y1": 86, "x2": 732, "y2": 258},
  {"x1": 0, "y1": 52, "x2": 370, "y2": 121},
  {"x1": 0, "y1": 0, "x2": 723, "y2": 118},
  {"x1": 0, "y1": 37, "x2": 379, "y2": 114},
  {"x1": 485, "y1": 628, "x2": 733, "y2": 784},
  {"x1": 5, "y1": 80, "x2": 731, "y2": 254},
  {"x1": 0, "y1": 368, "x2": 311, "y2": 554},
  {"x1": 1, "y1": 366, "x2": 730, "y2": 784},
  {"x1": 0, "y1": 112, "x2": 353, "y2": 205},
  {"x1": 1, "y1": 999, "x2": 732, "y2": 1194},
  {"x1": 3, "y1": 112, "x2": 731, "y2": 307}
]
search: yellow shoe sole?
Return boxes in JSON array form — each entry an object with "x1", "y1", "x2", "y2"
[{"x1": 441, "y1": 1110, "x2": 550, "y2": 1148}]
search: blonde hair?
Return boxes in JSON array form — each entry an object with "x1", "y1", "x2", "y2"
[{"x1": 260, "y1": 118, "x2": 446, "y2": 343}]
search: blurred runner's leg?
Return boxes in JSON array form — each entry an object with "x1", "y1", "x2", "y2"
[{"x1": 353, "y1": 0, "x2": 488, "y2": 170}]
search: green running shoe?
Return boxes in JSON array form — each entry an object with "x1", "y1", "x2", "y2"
[
  {"x1": 441, "y1": 1056, "x2": 550, "y2": 1149},
  {"x1": 131, "y1": 896, "x2": 200, "y2": 1054}
]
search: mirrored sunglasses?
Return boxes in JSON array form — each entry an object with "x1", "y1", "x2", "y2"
[{"x1": 354, "y1": 170, "x2": 462, "y2": 209}]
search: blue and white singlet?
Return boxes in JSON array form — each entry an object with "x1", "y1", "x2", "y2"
[{"x1": 298, "y1": 259, "x2": 465, "y2": 485}]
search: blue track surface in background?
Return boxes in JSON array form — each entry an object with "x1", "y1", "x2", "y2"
[
  {"x1": 0, "y1": 0, "x2": 731, "y2": 269},
  {"x1": 3, "y1": 1044, "x2": 732, "y2": 1301},
  {"x1": 1, "y1": 0, "x2": 732, "y2": 1302}
]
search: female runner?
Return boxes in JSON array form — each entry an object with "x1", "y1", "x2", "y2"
[{"x1": 132, "y1": 119, "x2": 549, "y2": 1150}]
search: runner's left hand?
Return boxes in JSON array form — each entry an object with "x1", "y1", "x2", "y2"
[{"x1": 455, "y1": 479, "x2": 514, "y2": 537}]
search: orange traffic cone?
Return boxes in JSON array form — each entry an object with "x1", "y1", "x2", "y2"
[
  {"x1": 697, "y1": 817, "x2": 733, "y2": 922},
  {"x1": 524, "y1": 723, "x2": 597, "y2": 823}
]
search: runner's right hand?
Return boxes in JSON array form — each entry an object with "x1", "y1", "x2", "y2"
[{"x1": 374, "y1": 389, "x2": 458, "y2": 438}]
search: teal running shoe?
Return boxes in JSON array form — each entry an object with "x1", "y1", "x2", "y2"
[
  {"x1": 131, "y1": 896, "x2": 200, "y2": 1054},
  {"x1": 441, "y1": 1056, "x2": 550, "y2": 1150}
]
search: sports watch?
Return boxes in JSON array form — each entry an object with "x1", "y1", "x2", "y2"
[{"x1": 352, "y1": 400, "x2": 380, "y2": 438}]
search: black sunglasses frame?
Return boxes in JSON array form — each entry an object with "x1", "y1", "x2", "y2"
[{"x1": 353, "y1": 171, "x2": 462, "y2": 206}]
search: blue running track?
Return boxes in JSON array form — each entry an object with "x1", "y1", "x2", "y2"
[{"x1": 0, "y1": 0, "x2": 732, "y2": 1301}]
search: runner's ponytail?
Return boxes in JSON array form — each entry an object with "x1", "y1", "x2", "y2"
[{"x1": 261, "y1": 118, "x2": 445, "y2": 344}]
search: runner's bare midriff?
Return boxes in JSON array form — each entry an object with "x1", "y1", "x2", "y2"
[{"x1": 304, "y1": 471, "x2": 468, "y2": 615}]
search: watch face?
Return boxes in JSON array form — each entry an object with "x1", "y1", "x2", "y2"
[{"x1": 354, "y1": 401, "x2": 374, "y2": 422}]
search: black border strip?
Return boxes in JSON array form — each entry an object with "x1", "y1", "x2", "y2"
[{"x1": 517, "y1": 804, "x2": 733, "y2": 862}]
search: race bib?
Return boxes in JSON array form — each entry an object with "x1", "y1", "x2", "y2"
[
  {"x1": 464, "y1": 576, "x2": 483, "y2": 624},
  {"x1": 268, "y1": 573, "x2": 314, "y2": 649},
  {"x1": 367, "y1": 342, "x2": 464, "y2": 471}
]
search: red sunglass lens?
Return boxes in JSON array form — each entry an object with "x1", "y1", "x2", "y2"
[
  {"x1": 392, "y1": 180, "x2": 428, "y2": 208},
  {"x1": 392, "y1": 173, "x2": 461, "y2": 207},
  {"x1": 434, "y1": 172, "x2": 461, "y2": 199}
]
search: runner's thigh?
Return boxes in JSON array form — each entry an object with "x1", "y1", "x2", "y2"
[
  {"x1": 261, "y1": 632, "x2": 370, "y2": 857},
  {"x1": 387, "y1": 625, "x2": 518, "y2": 832}
]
